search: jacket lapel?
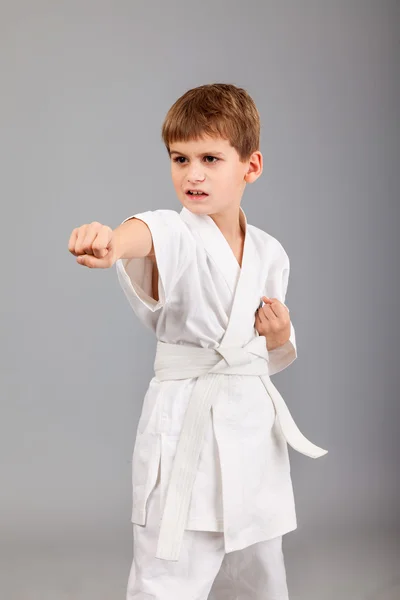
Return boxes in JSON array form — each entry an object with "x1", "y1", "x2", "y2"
[
  {"x1": 180, "y1": 206, "x2": 242, "y2": 295},
  {"x1": 180, "y1": 206, "x2": 261, "y2": 347},
  {"x1": 220, "y1": 224, "x2": 261, "y2": 347}
]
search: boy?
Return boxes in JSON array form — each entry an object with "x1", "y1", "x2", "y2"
[{"x1": 68, "y1": 83, "x2": 327, "y2": 599}]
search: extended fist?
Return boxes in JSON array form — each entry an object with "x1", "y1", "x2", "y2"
[{"x1": 68, "y1": 222, "x2": 116, "y2": 268}]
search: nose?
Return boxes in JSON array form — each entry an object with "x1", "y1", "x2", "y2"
[{"x1": 186, "y1": 161, "x2": 205, "y2": 183}]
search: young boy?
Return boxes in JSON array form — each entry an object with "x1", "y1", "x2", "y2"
[{"x1": 68, "y1": 83, "x2": 327, "y2": 599}]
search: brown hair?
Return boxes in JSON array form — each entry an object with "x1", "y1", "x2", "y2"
[{"x1": 161, "y1": 83, "x2": 260, "y2": 162}]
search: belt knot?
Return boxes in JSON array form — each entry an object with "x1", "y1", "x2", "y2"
[{"x1": 216, "y1": 346, "x2": 253, "y2": 367}]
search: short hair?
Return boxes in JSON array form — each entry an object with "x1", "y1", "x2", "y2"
[{"x1": 161, "y1": 83, "x2": 260, "y2": 162}]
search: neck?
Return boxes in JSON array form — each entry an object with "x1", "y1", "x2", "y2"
[{"x1": 209, "y1": 205, "x2": 243, "y2": 241}]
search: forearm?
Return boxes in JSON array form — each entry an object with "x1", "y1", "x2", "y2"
[{"x1": 113, "y1": 217, "x2": 153, "y2": 261}]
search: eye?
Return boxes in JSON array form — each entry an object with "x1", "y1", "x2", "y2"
[{"x1": 172, "y1": 155, "x2": 219, "y2": 164}]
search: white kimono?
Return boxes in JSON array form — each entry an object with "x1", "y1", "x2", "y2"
[{"x1": 116, "y1": 205, "x2": 327, "y2": 562}]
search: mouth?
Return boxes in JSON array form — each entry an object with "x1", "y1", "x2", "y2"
[{"x1": 185, "y1": 190, "x2": 209, "y2": 200}]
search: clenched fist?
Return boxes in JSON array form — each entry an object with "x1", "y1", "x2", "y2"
[
  {"x1": 68, "y1": 221, "x2": 117, "y2": 268},
  {"x1": 255, "y1": 296, "x2": 291, "y2": 351}
]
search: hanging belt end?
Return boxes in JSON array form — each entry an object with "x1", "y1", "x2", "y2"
[
  {"x1": 155, "y1": 543, "x2": 181, "y2": 562},
  {"x1": 309, "y1": 447, "x2": 328, "y2": 459},
  {"x1": 155, "y1": 531, "x2": 183, "y2": 562}
]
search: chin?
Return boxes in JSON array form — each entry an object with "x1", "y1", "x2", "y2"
[{"x1": 180, "y1": 198, "x2": 212, "y2": 215}]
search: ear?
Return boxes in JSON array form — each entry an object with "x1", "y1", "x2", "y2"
[{"x1": 244, "y1": 151, "x2": 263, "y2": 183}]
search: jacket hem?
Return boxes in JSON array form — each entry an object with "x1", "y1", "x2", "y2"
[{"x1": 224, "y1": 519, "x2": 298, "y2": 553}]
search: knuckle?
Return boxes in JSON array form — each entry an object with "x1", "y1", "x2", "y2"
[
  {"x1": 82, "y1": 240, "x2": 93, "y2": 253},
  {"x1": 92, "y1": 241, "x2": 105, "y2": 252}
]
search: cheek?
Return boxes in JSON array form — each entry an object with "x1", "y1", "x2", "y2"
[
  {"x1": 215, "y1": 170, "x2": 235, "y2": 190},
  {"x1": 226, "y1": 166, "x2": 245, "y2": 188},
  {"x1": 170, "y1": 170, "x2": 181, "y2": 189},
  {"x1": 221, "y1": 175, "x2": 242, "y2": 197}
]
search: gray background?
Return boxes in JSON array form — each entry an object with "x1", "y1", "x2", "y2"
[{"x1": 1, "y1": 1, "x2": 399, "y2": 598}]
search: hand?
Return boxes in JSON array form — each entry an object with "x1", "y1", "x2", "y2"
[
  {"x1": 255, "y1": 296, "x2": 291, "y2": 351},
  {"x1": 68, "y1": 222, "x2": 117, "y2": 268}
]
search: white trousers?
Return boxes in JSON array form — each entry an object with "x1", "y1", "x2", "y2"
[{"x1": 126, "y1": 466, "x2": 290, "y2": 600}]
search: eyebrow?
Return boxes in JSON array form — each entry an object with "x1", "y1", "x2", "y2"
[{"x1": 169, "y1": 150, "x2": 225, "y2": 157}]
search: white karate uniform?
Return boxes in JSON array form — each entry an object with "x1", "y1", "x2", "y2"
[
  {"x1": 115, "y1": 206, "x2": 327, "y2": 598},
  {"x1": 126, "y1": 456, "x2": 290, "y2": 599}
]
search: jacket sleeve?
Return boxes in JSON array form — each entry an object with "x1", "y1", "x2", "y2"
[
  {"x1": 264, "y1": 242, "x2": 297, "y2": 376},
  {"x1": 115, "y1": 209, "x2": 194, "y2": 315}
]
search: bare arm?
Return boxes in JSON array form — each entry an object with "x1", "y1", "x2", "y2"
[
  {"x1": 68, "y1": 217, "x2": 155, "y2": 268},
  {"x1": 113, "y1": 217, "x2": 154, "y2": 260}
]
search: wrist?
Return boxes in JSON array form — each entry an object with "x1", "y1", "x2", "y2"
[{"x1": 266, "y1": 337, "x2": 289, "y2": 351}]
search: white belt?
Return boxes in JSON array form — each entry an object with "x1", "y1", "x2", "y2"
[{"x1": 153, "y1": 337, "x2": 328, "y2": 561}]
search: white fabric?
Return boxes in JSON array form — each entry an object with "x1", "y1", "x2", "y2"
[
  {"x1": 116, "y1": 206, "x2": 328, "y2": 562},
  {"x1": 154, "y1": 338, "x2": 327, "y2": 561},
  {"x1": 127, "y1": 463, "x2": 290, "y2": 600}
]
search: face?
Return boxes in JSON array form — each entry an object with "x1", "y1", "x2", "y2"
[{"x1": 169, "y1": 135, "x2": 262, "y2": 217}]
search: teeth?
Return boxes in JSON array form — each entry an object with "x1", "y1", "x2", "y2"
[{"x1": 189, "y1": 191, "x2": 205, "y2": 195}]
